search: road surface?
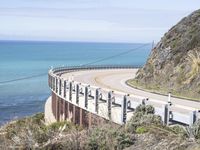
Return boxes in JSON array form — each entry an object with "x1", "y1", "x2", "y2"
[{"x1": 61, "y1": 69, "x2": 200, "y2": 111}]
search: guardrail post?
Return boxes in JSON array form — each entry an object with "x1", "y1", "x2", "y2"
[
  {"x1": 48, "y1": 75, "x2": 51, "y2": 88},
  {"x1": 53, "y1": 77, "x2": 55, "y2": 91},
  {"x1": 51, "y1": 76, "x2": 53, "y2": 89},
  {"x1": 56, "y1": 78, "x2": 58, "y2": 93},
  {"x1": 163, "y1": 104, "x2": 169, "y2": 125},
  {"x1": 85, "y1": 86, "x2": 88, "y2": 108},
  {"x1": 59, "y1": 79, "x2": 62, "y2": 95},
  {"x1": 107, "y1": 91, "x2": 112, "y2": 120},
  {"x1": 95, "y1": 88, "x2": 100, "y2": 113},
  {"x1": 189, "y1": 111, "x2": 197, "y2": 126},
  {"x1": 63, "y1": 81, "x2": 66, "y2": 98},
  {"x1": 69, "y1": 82, "x2": 72, "y2": 101},
  {"x1": 121, "y1": 95, "x2": 127, "y2": 124},
  {"x1": 50, "y1": 75, "x2": 53, "y2": 89},
  {"x1": 76, "y1": 84, "x2": 80, "y2": 105}
]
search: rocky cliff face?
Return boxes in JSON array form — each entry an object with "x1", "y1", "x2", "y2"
[{"x1": 136, "y1": 9, "x2": 200, "y2": 99}]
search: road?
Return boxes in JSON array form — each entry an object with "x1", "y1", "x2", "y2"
[{"x1": 61, "y1": 69, "x2": 200, "y2": 111}]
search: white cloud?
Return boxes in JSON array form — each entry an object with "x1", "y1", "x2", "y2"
[{"x1": 0, "y1": 0, "x2": 199, "y2": 42}]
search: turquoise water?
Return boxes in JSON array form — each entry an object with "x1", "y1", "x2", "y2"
[{"x1": 0, "y1": 41, "x2": 151, "y2": 125}]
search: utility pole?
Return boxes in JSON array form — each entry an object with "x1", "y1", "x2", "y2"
[{"x1": 152, "y1": 40, "x2": 154, "y2": 50}]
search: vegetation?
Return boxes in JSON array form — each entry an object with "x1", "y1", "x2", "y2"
[
  {"x1": 135, "y1": 9, "x2": 200, "y2": 100},
  {"x1": 1, "y1": 105, "x2": 200, "y2": 149}
]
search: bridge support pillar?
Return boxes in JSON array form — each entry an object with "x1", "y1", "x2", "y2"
[
  {"x1": 63, "y1": 100, "x2": 66, "y2": 120},
  {"x1": 107, "y1": 91, "x2": 112, "y2": 120},
  {"x1": 73, "y1": 105, "x2": 76, "y2": 123},
  {"x1": 80, "y1": 108, "x2": 83, "y2": 126},
  {"x1": 95, "y1": 88, "x2": 100, "y2": 114},
  {"x1": 121, "y1": 95, "x2": 127, "y2": 124},
  {"x1": 76, "y1": 84, "x2": 80, "y2": 105}
]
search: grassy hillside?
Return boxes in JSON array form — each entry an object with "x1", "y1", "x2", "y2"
[{"x1": 133, "y1": 9, "x2": 200, "y2": 100}]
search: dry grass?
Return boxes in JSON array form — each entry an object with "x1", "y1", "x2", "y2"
[{"x1": 184, "y1": 50, "x2": 200, "y2": 84}]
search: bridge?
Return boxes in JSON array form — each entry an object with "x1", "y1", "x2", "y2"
[{"x1": 45, "y1": 65, "x2": 200, "y2": 127}]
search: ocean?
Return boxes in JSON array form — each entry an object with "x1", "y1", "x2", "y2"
[{"x1": 0, "y1": 41, "x2": 151, "y2": 125}]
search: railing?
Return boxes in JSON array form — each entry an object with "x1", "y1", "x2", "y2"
[{"x1": 48, "y1": 65, "x2": 199, "y2": 126}]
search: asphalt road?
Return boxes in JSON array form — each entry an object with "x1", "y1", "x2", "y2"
[{"x1": 61, "y1": 69, "x2": 200, "y2": 111}]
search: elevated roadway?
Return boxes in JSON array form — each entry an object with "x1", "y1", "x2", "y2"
[{"x1": 61, "y1": 69, "x2": 200, "y2": 111}]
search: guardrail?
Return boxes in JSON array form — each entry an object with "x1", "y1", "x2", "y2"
[{"x1": 48, "y1": 65, "x2": 199, "y2": 126}]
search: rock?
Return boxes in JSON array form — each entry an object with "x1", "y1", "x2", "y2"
[{"x1": 136, "y1": 9, "x2": 200, "y2": 99}]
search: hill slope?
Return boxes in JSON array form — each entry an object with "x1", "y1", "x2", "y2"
[{"x1": 135, "y1": 9, "x2": 200, "y2": 99}]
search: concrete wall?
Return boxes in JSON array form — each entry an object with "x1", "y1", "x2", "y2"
[{"x1": 51, "y1": 92, "x2": 107, "y2": 127}]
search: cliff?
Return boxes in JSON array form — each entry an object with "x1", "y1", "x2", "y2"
[{"x1": 135, "y1": 9, "x2": 200, "y2": 99}]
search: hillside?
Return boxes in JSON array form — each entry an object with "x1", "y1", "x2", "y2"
[{"x1": 134, "y1": 9, "x2": 200, "y2": 99}]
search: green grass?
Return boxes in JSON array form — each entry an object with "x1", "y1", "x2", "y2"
[{"x1": 136, "y1": 126, "x2": 148, "y2": 134}]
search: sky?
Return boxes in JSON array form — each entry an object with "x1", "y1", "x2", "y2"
[{"x1": 0, "y1": 0, "x2": 200, "y2": 43}]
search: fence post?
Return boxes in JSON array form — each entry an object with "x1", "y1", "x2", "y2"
[
  {"x1": 56, "y1": 78, "x2": 58, "y2": 93},
  {"x1": 107, "y1": 91, "x2": 112, "y2": 120},
  {"x1": 59, "y1": 79, "x2": 62, "y2": 95},
  {"x1": 76, "y1": 84, "x2": 80, "y2": 105},
  {"x1": 51, "y1": 76, "x2": 53, "y2": 89},
  {"x1": 63, "y1": 81, "x2": 66, "y2": 98},
  {"x1": 163, "y1": 104, "x2": 169, "y2": 125},
  {"x1": 69, "y1": 81, "x2": 72, "y2": 101},
  {"x1": 121, "y1": 95, "x2": 127, "y2": 124},
  {"x1": 95, "y1": 88, "x2": 100, "y2": 114},
  {"x1": 85, "y1": 86, "x2": 88, "y2": 108},
  {"x1": 189, "y1": 111, "x2": 197, "y2": 126}
]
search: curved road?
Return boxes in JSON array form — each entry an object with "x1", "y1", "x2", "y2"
[{"x1": 61, "y1": 69, "x2": 200, "y2": 110}]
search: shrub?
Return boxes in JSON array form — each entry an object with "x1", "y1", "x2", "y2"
[
  {"x1": 136, "y1": 126, "x2": 148, "y2": 134},
  {"x1": 135, "y1": 104, "x2": 155, "y2": 114},
  {"x1": 48, "y1": 121, "x2": 74, "y2": 132},
  {"x1": 85, "y1": 125, "x2": 134, "y2": 150},
  {"x1": 126, "y1": 105, "x2": 162, "y2": 133},
  {"x1": 169, "y1": 125, "x2": 188, "y2": 138},
  {"x1": 189, "y1": 119, "x2": 200, "y2": 139}
]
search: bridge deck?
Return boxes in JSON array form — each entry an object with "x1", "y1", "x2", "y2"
[
  {"x1": 61, "y1": 69, "x2": 200, "y2": 111},
  {"x1": 47, "y1": 67, "x2": 200, "y2": 126}
]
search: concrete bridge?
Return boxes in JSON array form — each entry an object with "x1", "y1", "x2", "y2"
[{"x1": 45, "y1": 65, "x2": 200, "y2": 127}]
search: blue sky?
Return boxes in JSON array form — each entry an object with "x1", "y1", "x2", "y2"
[{"x1": 0, "y1": 0, "x2": 199, "y2": 42}]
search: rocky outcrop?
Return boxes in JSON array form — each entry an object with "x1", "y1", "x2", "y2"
[{"x1": 136, "y1": 9, "x2": 200, "y2": 99}]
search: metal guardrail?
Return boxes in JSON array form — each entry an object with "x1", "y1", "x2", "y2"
[
  {"x1": 48, "y1": 65, "x2": 199, "y2": 126},
  {"x1": 51, "y1": 65, "x2": 136, "y2": 75}
]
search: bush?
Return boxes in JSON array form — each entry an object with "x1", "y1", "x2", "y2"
[
  {"x1": 136, "y1": 126, "x2": 148, "y2": 134},
  {"x1": 126, "y1": 105, "x2": 162, "y2": 133},
  {"x1": 169, "y1": 125, "x2": 188, "y2": 138},
  {"x1": 135, "y1": 104, "x2": 155, "y2": 114},
  {"x1": 190, "y1": 119, "x2": 200, "y2": 139},
  {"x1": 48, "y1": 121, "x2": 74, "y2": 132},
  {"x1": 85, "y1": 125, "x2": 134, "y2": 150}
]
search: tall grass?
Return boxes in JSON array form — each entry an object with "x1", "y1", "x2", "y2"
[{"x1": 184, "y1": 50, "x2": 200, "y2": 84}]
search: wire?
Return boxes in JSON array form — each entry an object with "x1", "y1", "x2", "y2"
[
  {"x1": 0, "y1": 43, "x2": 150, "y2": 85},
  {"x1": 0, "y1": 73, "x2": 47, "y2": 84},
  {"x1": 82, "y1": 43, "x2": 150, "y2": 66}
]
